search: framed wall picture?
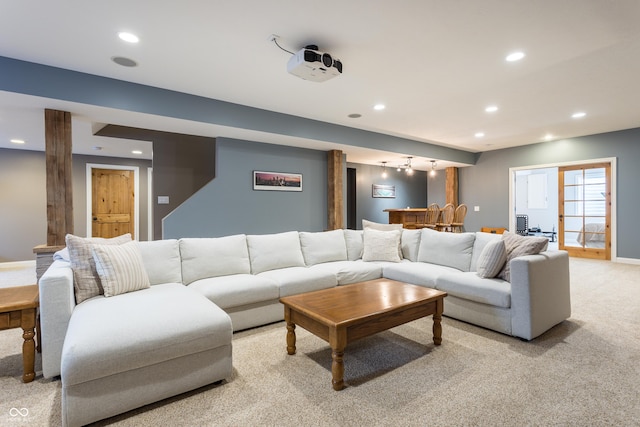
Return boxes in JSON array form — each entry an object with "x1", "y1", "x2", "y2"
[
  {"x1": 372, "y1": 184, "x2": 395, "y2": 198},
  {"x1": 253, "y1": 171, "x2": 303, "y2": 192}
]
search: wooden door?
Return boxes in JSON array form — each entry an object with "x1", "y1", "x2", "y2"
[
  {"x1": 91, "y1": 168, "x2": 134, "y2": 238},
  {"x1": 558, "y1": 163, "x2": 611, "y2": 260}
]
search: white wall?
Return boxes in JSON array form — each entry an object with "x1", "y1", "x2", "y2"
[{"x1": 515, "y1": 167, "x2": 558, "y2": 232}]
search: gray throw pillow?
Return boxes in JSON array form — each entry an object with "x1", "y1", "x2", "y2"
[
  {"x1": 498, "y1": 231, "x2": 549, "y2": 282},
  {"x1": 476, "y1": 239, "x2": 508, "y2": 278}
]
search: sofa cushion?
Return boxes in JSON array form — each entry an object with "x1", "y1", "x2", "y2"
[
  {"x1": 61, "y1": 283, "x2": 232, "y2": 386},
  {"x1": 65, "y1": 233, "x2": 132, "y2": 304},
  {"x1": 343, "y1": 229, "x2": 364, "y2": 260},
  {"x1": 362, "y1": 219, "x2": 403, "y2": 258},
  {"x1": 470, "y1": 232, "x2": 502, "y2": 271},
  {"x1": 188, "y1": 274, "x2": 279, "y2": 309},
  {"x1": 138, "y1": 239, "x2": 182, "y2": 285},
  {"x1": 92, "y1": 240, "x2": 151, "y2": 297},
  {"x1": 362, "y1": 228, "x2": 402, "y2": 263},
  {"x1": 418, "y1": 229, "x2": 475, "y2": 272},
  {"x1": 383, "y1": 261, "x2": 460, "y2": 289},
  {"x1": 299, "y1": 230, "x2": 348, "y2": 266},
  {"x1": 180, "y1": 235, "x2": 250, "y2": 284},
  {"x1": 476, "y1": 239, "x2": 508, "y2": 278},
  {"x1": 310, "y1": 260, "x2": 383, "y2": 285},
  {"x1": 247, "y1": 232, "x2": 306, "y2": 274},
  {"x1": 436, "y1": 272, "x2": 511, "y2": 308},
  {"x1": 258, "y1": 267, "x2": 337, "y2": 297},
  {"x1": 498, "y1": 231, "x2": 549, "y2": 282},
  {"x1": 401, "y1": 229, "x2": 421, "y2": 262}
]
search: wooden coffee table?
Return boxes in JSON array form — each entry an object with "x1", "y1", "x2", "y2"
[
  {"x1": 280, "y1": 278, "x2": 447, "y2": 390},
  {"x1": 0, "y1": 284, "x2": 40, "y2": 383}
]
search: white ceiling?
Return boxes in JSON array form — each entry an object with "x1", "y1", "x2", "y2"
[{"x1": 1, "y1": 1, "x2": 640, "y2": 170}]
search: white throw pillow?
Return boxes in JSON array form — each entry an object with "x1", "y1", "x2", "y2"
[
  {"x1": 180, "y1": 235, "x2": 251, "y2": 284},
  {"x1": 362, "y1": 219, "x2": 403, "y2": 259},
  {"x1": 498, "y1": 231, "x2": 549, "y2": 282},
  {"x1": 65, "y1": 233, "x2": 132, "y2": 303},
  {"x1": 361, "y1": 228, "x2": 402, "y2": 263},
  {"x1": 417, "y1": 229, "x2": 476, "y2": 271},
  {"x1": 247, "y1": 231, "x2": 306, "y2": 274},
  {"x1": 470, "y1": 231, "x2": 502, "y2": 271},
  {"x1": 92, "y1": 240, "x2": 151, "y2": 297},
  {"x1": 476, "y1": 239, "x2": 508, "y2": 278},
  {"x1": 343, "y1": 229, "x2": 364, "y2": 260},
  {"x1": 299, "y1": 230, "x2": 348, "y2": 266}
]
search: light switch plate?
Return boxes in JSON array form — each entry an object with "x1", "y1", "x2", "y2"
[{"x1": 158, "y1": 196, "x2": 170, "y2": 204}]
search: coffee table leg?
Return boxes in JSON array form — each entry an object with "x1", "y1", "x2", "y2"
[
  {"x1": 21, "y1": 308, "x2": 36, "y2": 383},
  {"x1": 331, "y1": 348, "x2": 345, "y2": 391},
  {"x1": 433, "y1": 297, "x2": 444, "y2": 346},
  {"x1": 286, "y1": 322, "x2": 296, "y2": 355}
]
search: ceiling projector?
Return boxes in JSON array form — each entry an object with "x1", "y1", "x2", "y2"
[{"x1": 287, "y1": 45, "x2": 342, "y2": 82}]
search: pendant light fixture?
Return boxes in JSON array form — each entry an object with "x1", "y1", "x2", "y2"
[
  {"x1": 430, "y1": 160, "x2": 437, "y2": 177},
  {"x1": 381, "y1": 161, "x2": 388, "y2": 178}
]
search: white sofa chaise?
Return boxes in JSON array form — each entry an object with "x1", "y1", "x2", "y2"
[{"x1": 39, "y1": 228, "x2": 571, "y2": 426}]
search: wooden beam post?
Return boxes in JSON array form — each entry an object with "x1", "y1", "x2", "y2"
[
  {"x1": 45, "y1": 109, "x2": 73, "y2": 245},
  {"x1": 327, "y1": 150, "x2": 344, "y2": 230},
  {"x1": 445, "y1": 166, "x2": 459, "y2": 206}
]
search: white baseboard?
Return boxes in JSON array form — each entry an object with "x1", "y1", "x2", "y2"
[
  {"x1": 0, "y1": 260, "x2": 36, "y2": 269},
  {"x1": 615, "y1": 257, "x2": 640, "y2": 265}
]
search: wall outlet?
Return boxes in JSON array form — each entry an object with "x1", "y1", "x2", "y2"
[
  {"x1": 158, "y1": 196, "x2": 170, "y2": 205},
  {"x1": 474, "y1": 206, "x2": 480, "y2": 212}
]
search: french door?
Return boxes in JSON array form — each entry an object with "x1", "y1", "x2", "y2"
[{"x1": 558, "y1": 163, "x2": 611, "y2": 260}]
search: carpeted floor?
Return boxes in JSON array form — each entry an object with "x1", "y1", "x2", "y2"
[{"x1": 1, "y1": 257, "x2": 639, "y2": 426}]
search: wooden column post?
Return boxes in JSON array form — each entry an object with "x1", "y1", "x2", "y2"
[
  {"x1": 34, "y1": 109, "x2": 73, "y2": 280},
  {"x1": 327, "y1": 150, "x2": 344, "y2": 230},
  {"x1": 445, "y1": 166, "x2": 459, "y2": 206}
]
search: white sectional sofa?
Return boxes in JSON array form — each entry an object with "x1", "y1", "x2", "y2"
[{"x1": 39, "y1": 227, "x2": 571, "y2": 426}]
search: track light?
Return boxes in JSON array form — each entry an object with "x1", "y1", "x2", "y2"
[
  {"x1": 430, "y1": 160, "x2": 437, "y2": 177},
  {"x1": 406, "y1": 157, "x2": 413, "y2": 175}
]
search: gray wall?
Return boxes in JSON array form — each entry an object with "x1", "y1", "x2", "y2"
[
  {"x1": 457, "y1": 127, "x2": 640, "y2": 260},
  {"x1": 163, "y1": 138, "x2": 328, "y2": 238},
  {"x1": 0, "y1": 148, "x2": 151, "y2": 262},
  {"x1": 347, "y1": 163, "x2": 427, "y2": 227},
  {"x1": 427, "y1": 171, "x2": 446, "y2": 207}
]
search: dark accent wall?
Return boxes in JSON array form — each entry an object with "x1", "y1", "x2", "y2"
[
  {"x1": 346, "y1": 163, "x2": 427, "y2": 227},
  {"x1": 0, "y1": 148, "x2": 151, "y2": 261},
  {"x1": 96, "y1": 125, "x2": 216, "y2": 239},
  {"x1": 453, "y1": 127, "x2": 640, "y2": 260},
  {"x1": 163, "y1": 138, "x2": 328, "y2": 238}
]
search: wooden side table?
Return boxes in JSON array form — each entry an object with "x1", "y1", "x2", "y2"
[{"x1": 0, "y1": 284, "x2": 40, "y2": 383}]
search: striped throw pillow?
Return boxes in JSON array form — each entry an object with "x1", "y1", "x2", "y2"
[
  {"x1": 476, "y1": 239, "x2": 507, "y2": 278},
  {"x1": 92, "y1": 240, "x2": 150, "y2": 297}
]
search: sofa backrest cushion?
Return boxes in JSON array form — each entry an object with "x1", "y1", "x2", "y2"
[
  {"x1": 247, "y1": 231, "x2": 306, "y2": 274},
  {"x1": 343, "y1": 229, "x2": 364, "y2": 260},
  {"x1": 418, "y1": 228, "x2": 476, "y2": 271},
  {"x1": 65, "y1": 233, "x2": 132, "y2": 304},
  {"x1": 470, "y1": 231, "x2": 503, "y2": 271},
  {"x1": 401, "y1": 229, "x2": 421, "y2": 262},
  {"x1": 180, "y1": 235, "x2": 250, "y2": 284},
  {"x1": 299, "y1": 230, "x2": 348, "y2": 266},
  {"x1": 138, "y1": 239, "x2": 182, "y2": 285}
]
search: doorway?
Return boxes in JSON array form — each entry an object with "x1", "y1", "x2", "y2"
[
  {"x1": 346, "y1": 167, "x2": 356, "y2": 229},
  {"x1": 86, "y1": 164, "x2": 140, "y2": 239},
  {"x1": 509, "y1": 157, "x2": 616, "y2": 260}
]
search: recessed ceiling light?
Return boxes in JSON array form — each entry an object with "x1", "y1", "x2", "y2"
[
  {"x1": 111, "y1": 56, "x2": 138, "y2": 67},
  {"x1": 92, "y1": 146, "x2": 103, "y2": 151},
  {"x1": 10, "y1": 139, "x2": 25, "y2": 144},
  {"x1": 544, "y1": 134, "x2": 554, "y2": 141},
  {"x1": 132, "y1": 150, "x2": 143, "y2": 155},
  {"x1": 373, "y1": 104, "x2": 385, "y2": 111},
  {"x1": 506, "y1": 51, "x2": 525, "y2": 62},
  {"x1": 118, "y1": 32, "x2": 139, "y2": 43},
  {"x1": 572, "y1": 112, "x2": 586, "y2": 119},
  {"x1": 475, "y1": 132, "x2": 485, "y2": 138},
  {"x1": 348, "y1": 113, "x2": 362, "y2": 118},
  {"x1": 485, "y1": 105, "x2": 498, "y2": 113}
]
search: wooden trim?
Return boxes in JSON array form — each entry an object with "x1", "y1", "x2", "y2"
[
  {"x1": 44, "y1": 109, "x2": 73, "y2": 246},
  {"x1": 327, "y1": 150, "x2": 344, "y2": 230}
]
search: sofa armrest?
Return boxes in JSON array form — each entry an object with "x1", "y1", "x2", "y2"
[
  {"x1": 39, "y1": 260, "x2": 76, "y2": 378},
  {"x1": 509, "y1": 251, "x2": 571, "y2": 340}
]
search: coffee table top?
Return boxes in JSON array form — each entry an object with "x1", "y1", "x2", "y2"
[
  {"x1": 0, "y1": 284, "x2": 39, "y2": 312},
  {"x1": 280, "y1": 278, "x2": 446, "y2": 327}
]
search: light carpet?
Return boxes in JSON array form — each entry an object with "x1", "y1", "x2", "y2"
[{"x1": 1, "y1": 258, "x2": 639, "y2": 426}]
